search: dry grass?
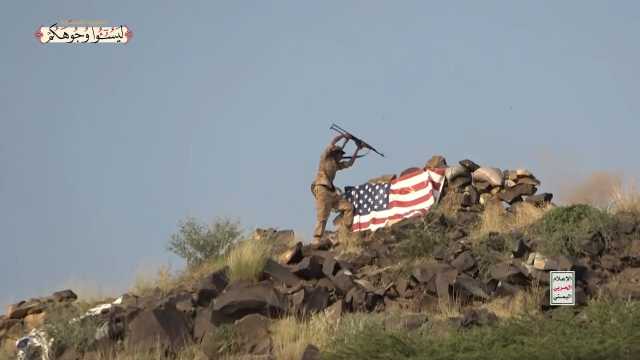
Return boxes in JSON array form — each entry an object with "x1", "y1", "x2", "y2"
[
  {"x1": 477, "y1": 201, "x2": 549, "y2": 236},
  {"x1": 437, "y1": 191, "x2": 465, "y2": 219},
  {"x1": 609, "y1": 181, "x2": 640, "y2": 215},
  {"x1": 271, "y1": 313, "x2": 336, "y2": 360},
  {"x1": 89, "y1": 341, "x2": 209, "y2": 360},
  {"x1": 335, "y1": 228, "x2": 363, "y2": 255},
  {"x1": 131, "y1": 264, "x2": 176, "y2": 297},
  {"x1": 269, "y1": 311, "x2": 389, "y2": 360},
  {"x1": 226, "y1": 239, "x2": 272, "y2": 283},
  {"x1": 481, "y1": 280, "x2": 545, "y2": 319},
  {"x1": 432, "y1": 295, "x2": 462, "y2": 321},
  {"x1": 563, "y1": 171, "x2": 623, "y2": 208}
]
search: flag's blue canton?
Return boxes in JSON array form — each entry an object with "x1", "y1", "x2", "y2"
[{"x1": 345, "y1": 183, "x2": 391, "y2": 216}]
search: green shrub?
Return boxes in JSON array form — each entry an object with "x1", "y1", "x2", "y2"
[
  {"x1": 322, "y1": 299, "x2": 640, "y2": 360},
  {"x1": 531, "y1": 205, "x2": 616, "y2": 257},
  {"x1": 168, "y1": 217, "x2": 243, "y2": 267},
  {"x1": 471, "y1": 232, "x2": 512, "y2": 281},
  {"x1": 226, "y1": 239, "x2": 272, "y2": 283},
  {"x1": 396, "y1": 213, "x2": 450, "y2": 259},
  {"x1": 42, "y1": 304, "x2": 100, "y2": 356}
]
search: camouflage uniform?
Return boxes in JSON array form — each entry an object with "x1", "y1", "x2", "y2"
[{"x1": 311, "y1": 144, "x2": 355, "y2": 241}]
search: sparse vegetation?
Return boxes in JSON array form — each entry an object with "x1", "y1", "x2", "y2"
[
  {"x1": 226, "y1": 238, "x2": 272, "y2": 283},
  {"x1": 270, "y1": 313, "x2": 335, "y2": 360},
  {"x1": 168, "y1": 217, "x2": 243, "y2": 268},
  {"x1": 471, "y1": 232, "x2": 511, "y2": 281},
  {"x1": 42, "y1": 303, "x2": 100, "y2": 356},
  {"x1": 532, "y1": 204, "x2": 616, "y2": 257},
  {"x1": 396, "y1": 213, "x2": 450, "y2": 258},
  {"x1": 609, "y1": 181, "x2": 640, "y2": 215},
  {"x1": 323, "y1": 299, "x2": 640, "y2": 360},
  {"x1": 477, "y1": 201, "x2": 549, "y2": 236}
]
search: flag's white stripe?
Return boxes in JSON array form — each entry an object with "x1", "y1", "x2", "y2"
[
  {"x1": 353, "y1": 196, "x2": 436, "y2": 225},
  {"x1": 355, "y1": 207, "x2": 431, "y2": 232},
  {"x1": 392, "y1": 171, "x2": 431, "y2": 189},
  {"x1": 389, "y1": 182, "x2": 434, "y2": 203}
]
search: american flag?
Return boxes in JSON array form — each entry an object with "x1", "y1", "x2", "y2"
[{"x1": 345, "y1": 168, "x2": 446, "y2": 232}]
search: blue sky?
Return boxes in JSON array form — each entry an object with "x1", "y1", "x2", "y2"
[{"x1": 1, "y1": 1, "x2": 639, "y2": 308}]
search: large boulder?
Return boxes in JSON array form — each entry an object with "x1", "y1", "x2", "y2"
[
  {"x1": 211, "y1": 282, "x2": 287, "y2": 324},
  {"x1": 126, "y1": 301, "x2": 192, "y2": 351},
  {"x1": 262, "y1": 259, "x2": 302, "y2": 288},
  {"x1": 234, "y1": 314, "x2": 272, "y2": 356},
  {"x1": 194, "y1": 268, "x2": 229, "y2": 307},
  {"x1": 290, "y1": 287, "x2": 330, "y2": 315},
  {"x1": 472, "y1": 167, "x2": 504, "y2": 187}
]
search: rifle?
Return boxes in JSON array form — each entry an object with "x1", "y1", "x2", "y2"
[{"x1": 330, "y1": 123, "x2": 385, "y2": 157}]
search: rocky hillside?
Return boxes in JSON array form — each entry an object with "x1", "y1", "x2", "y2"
[{"x1": 2, "y1": 158, "x2": 640, "y2": 360}]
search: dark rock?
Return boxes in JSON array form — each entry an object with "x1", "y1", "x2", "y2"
[
  {"x1": 489, "y1": 262, "x2": 529, "y2": 285},
  {"x1": 322, "y1": 257, "x2": 340, "y2": 278},
  {"x1": 400, "y1": 167, "x2": 422, "y2": 177},
  {"x1": 456, "y1": 211, "x2": 480, "y2": 227},
  {"x1": 291, "y1": 287, "x2": 330, "y2": 315},
  {"x1": 454, "y1": 274, "x2": 489, "y2": 300},
  {"x1": 194, "y1": 268, "x2": 229, "y2": 307},
  {"x1": 450, "y1": 176, "x2": 472, "y2": 189},
  {"x1": 325, "y1": 300, "x2": 343, "y2": 320},
  {"x1": 498, "y1": 184, "x2": 537, "y2": 204},
  {"x1": 617, "y1": 214, "x2": 637, "y2": 235},
  {"x1": 300, "y1": 344, "x2": 321, "y2": 360},
  {"x1": 432, "y1": 245, "x2": 447, "y2": 260},
  {"x1": 52, "y1": 289, "x2": 77, "y2": 303},
  {"x1": 435, "y1": 267, "x2": 458, "y2": 299},
  {"x1": 193, "y1": 307, "x2": 213, "y2": 342},
  {"x1": 234, "y1": 314, "x2": 272, "y2": 355},
  {"x1": 330, "y1": 270, "x2": 356, "y2": 295},
  {"x1": 211, "y1": 282, "x2": 287, "y2": 324},
  {"x1": 604, "y1": 268, "x2": 640, "y2": 300},
  {"x1": 127, "y1": 301, "x2": 192, "y2": 351},
  {"x1": 384, "y1": 313, "x2": 428, "y2": 331},
  {"x1": 6, "y1": 300, "x2": 45, "y2": 320},
  {"x1": 459, "y1": 309, "x2": 498, "y2": 328},
  {"x1": 291, "y1": 256, "x2": 325, "y2": 280},
  {"x1": 447, "y1": 228, "x2": 467, "y2": 241},
  {"x1": 462, "y1": 186, "x2": 479, "y2": 207},
  {"x1": 263, "y1": 259, "x2": 302, "y2": 288},
  {"x1": 395, "y1": 278, "x2": 413, "y2": 298},
  {"x1": 451, "y1": 251, "x2": 476, "y2": 272},
  {"x1": 473, "y1": 180, "x2": 493, "y2": 193},
  {"x1": 315, "y1": 278, "x2": 336, "y2": 291},
  {"x1": 579, "y1": 233, "x2": 606, "y2": 256},
  {"x1": 281, "y1": 242, "x2": 304, "y2": 264},
  {"x1": 459, "y1": 159, "x2": 480, "y2": 172},
  {"x1": 345, "y1": 286, "x2": 367, "y2": 312},
  {"x1": 599, "y1": 255, "x2": 622, "y2": 273},
  {"x1": 425, "y1": 155, "x2": 447, "y2": 169},
  {"x1": 525, "y1": 193, "x2": 553, "y2": 206},
  {"x1": 512, "y1": 237, "x2": 530, "y2": 258}
]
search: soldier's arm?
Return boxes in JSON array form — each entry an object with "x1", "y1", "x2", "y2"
[
  {"x1": 338, "y1": 145, "x2": 363, "y2": 169},
  {"x1": 330, "y1": 134, "x2": 347, "y2": 146}
]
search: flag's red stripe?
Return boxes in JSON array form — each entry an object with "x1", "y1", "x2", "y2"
[
  {"x1": 391, "y1": 170, "x2": 424, "y2": 184},
  {"x1": 389, "y1": 180, "x2": 429, "y2": 194},
  {"x1": 352, "y1": 208, "x2": 428, "y2": 231},
  {"x1": 388, "y1": 192, "x2": 434, "y2": 208},
  {"x1": 388, "y1": 179, "x2": 443, "y2": 195},
  {"x1": 391, "y1": 167, "x2": 446, "y2": 184}
]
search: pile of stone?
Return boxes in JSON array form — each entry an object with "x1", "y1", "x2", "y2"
[
  {"x1": 3, "y1": 214, "x2": 640, "y2": 359},
  {"x1": 431, "y1": 156, "x2": 554, "y2": 209},
  {"x1": 0, "y1": 290, "x2": 77, "y2": 355}
]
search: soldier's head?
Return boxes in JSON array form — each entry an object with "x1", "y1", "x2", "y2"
[{"x1": 329, "y1": 146, "x2": 345, "y2": 160}]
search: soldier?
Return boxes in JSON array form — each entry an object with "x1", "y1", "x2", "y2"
[{"x1": 311, "y1": 134, "x2": 364, "y2": 243}]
